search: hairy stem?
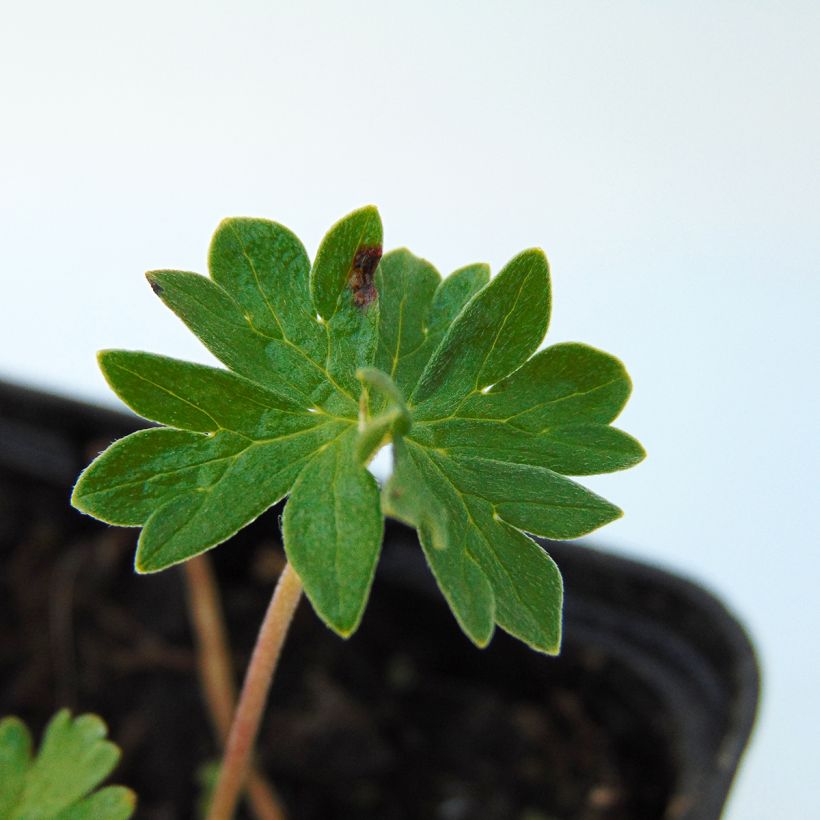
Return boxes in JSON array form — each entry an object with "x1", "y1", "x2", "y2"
[
  {"x1": 183, "y1": 555, "x2": 287, "y2": 820},
  {"x1": 207, "y1": 562, "x2": 303, "y2": 820}
]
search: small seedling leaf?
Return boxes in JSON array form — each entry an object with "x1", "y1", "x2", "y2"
[
  {"x1": 72, "y1": 209, "x2": 644, "y2": 650},
  {"x1": 381, "y1": 247, "x2": 643, "y2": 653},
  {"x1": 73, "y1": 208, "x2": 388, "y2": 635},
  {"x1": 0, "y1": 710, "x2": 135, "y2": 819},
  {"x1": 282, "y1": 429, "x2": 383, "y2": 635}
]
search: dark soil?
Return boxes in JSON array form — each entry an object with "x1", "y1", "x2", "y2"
[{"x1": 0, "y1": 388, "x2": 679, "y2": 819}]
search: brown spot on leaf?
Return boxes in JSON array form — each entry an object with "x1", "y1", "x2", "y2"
[
  {"x1": 147, "y1": 276, "x2": 164, "y2": 296},
  {"x1": 349, "y1": 245, "x2": 382, "y2": 307}
]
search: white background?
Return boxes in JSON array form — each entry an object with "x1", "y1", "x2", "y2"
[{"x1": 2, "y1": 3, "x2": 818, "y2": 817}]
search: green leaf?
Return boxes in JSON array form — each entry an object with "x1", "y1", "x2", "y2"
[
  {"x1": 132, "y1": 419, "x2": 343, "y2": 572},
  {"x1": 374, "y1": 249, "x2": 440, "y2": 393},
  {"x1": 428, "y1": 452, "x2": 623, "y2": 539},
  {"x1": 373, "y1": 244, "x2": 643, "y2": 653},
  {"x1": 310, "y1": 205, "x2": 382, "y2": 320},
  {"x1": 209, "y1": 217, "x2": 326, "y2": 364},
  {"x1": 459, "y1": 502, "x2": 563, "y2": 653},
  {"x1": 427, "y1": 262, "x2": 490, "y2": 337},
  {"x1": 412, "y1": 248, "x2": 551, "y2": 417},
  {"x1": 52, "y1": 787, "x2": 135, "y2": 820},
  {"x1": 72, "y1": 210, "x2": 386, "y2": 635},
  {"x1": 419, "y1": 419, "x2": 645, "y2": 475},
  {"x1": 455, "y1": 342, "x2": 633, "y2": 430},
  {"x1": 144, "y1": 269, "x2": 337, "y2": 409},
  {"x1": 283, "y1": 429, "x2": 383, "y2": 636},
  {"x1": 383, "y1": 437, "x2": 495, "y2": 647},
  {"x1": 375, "y1": 251, "x2": 489, "y2": 396},
  {"x1": 73, "y1": 208, "x2": 644, "y2": 653},
  {"x1": 97, "y1": 350, "x2": 307, "y2": 434},
  {"x1": 0, "y1": 710, "x2": 135, "y2": 819},
  {"x1": 315, "y1": 207, "x2": 384, "y2": 398},
  {"x1": 0, "y1": 719, "x2": 29, "y2": 816}
]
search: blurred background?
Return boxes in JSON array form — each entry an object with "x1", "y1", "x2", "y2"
[{"x1": 1, "y1": 2, "x2": 818, "y2": 817}]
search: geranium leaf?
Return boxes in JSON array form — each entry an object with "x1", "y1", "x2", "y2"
[
  {"x1": 313, "y1": 207, "x2": 384, "y2": 397},
  {"x1": 374, "y1": 244, "x2": 643, "y2": 653},
  {"x1": 412, "y1": 248, "x2": 551, "y2": 416},
  {"x1": 419, "y1": 419, "x2": 645, "y2": 475},
  {"x1": 311, "y1": 205, "x2": 382, "y2": 320},
  {"x1": 427, "y1": 452, "x2": 622, "y2": 539},
  {"x1": 455, "y1": 342, "x2": 633, "y2": 429},
  {"x1": 73, "y1": 209, "x2": 644, "y2": 654},
  {"x1": 72, "y1": 209, "x2": 387, "y2": 635},
  {"x1": 0, "y1": 710, "x2": 135, "y2": 819},
  {"x1": 53, "y1": 787, "x2": 136, "y2": 820},
  {"x1": 97, "y1": 350, "x2": 307, "y2": 433},
  {"x1": 375, "y1": 250, "x2": 490, "y2": 397},
  {"x1": 383, "y1": 437, "x2": 495, "y2": 647},
  {"x1": 132, "y1": 419, "x2": 345, "y2": 572},
  {"x1": 374, "y1": 249, "x2": 441, "y2": 394},
  {"x1": 144, "y1": 269, "x2": 335, "y2": 409},
  {"x1": 427, "y1": 262, "x2": 489, "y2": 328},
  {"x1": 73, "y1": 428, "x2": 253, "y2": 527},
  {"x1": 282, "y1": 430, "x2": 383, "y2": 636},
  {"x1": 209, "y1": 217, "x2": 327, "y2": 364},
  {"x1": 0, "y1": 719, "x2": 29, "y2": 816}
]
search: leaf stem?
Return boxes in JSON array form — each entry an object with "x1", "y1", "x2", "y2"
[
  {"x1": 207, "y1": 562, "x2": 303, "y2": 820},
  {"x1": 183, "y1": 555, "x2": 286, "y2": 820}
]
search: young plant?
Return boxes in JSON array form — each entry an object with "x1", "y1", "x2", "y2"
[
  {"x1": 0, "y1": 709, "x2": 135, "y2": 818},
  {"x1": 71, "y1": 207, "x2": 643, "y2": 817}
]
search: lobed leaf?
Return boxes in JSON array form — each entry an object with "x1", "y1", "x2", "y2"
[
  {"x1": 209, "y1": 217, "x2": 326, "y2": 365},
  {"x1": 131, "y1": 420, "x2": 345, "y2": 572},
  {"x1": 376, "y1": 244, "x2": 643, "y2": 653},
  {"x1": 375, "y1": 250, "x2": 490, "y2": 397},
  {"x1": 460, "y1": 496, "x2": 563, "y2": 653},
  {"x1": 283, "y1": 430, "x2": 383, "y2": 636},
  {"x1": 310, "y1": 205, "x2": 382, "y2": 320},
  {"x1": 426, "y1": 263, "x2": 490, "y2": 339},
  {"x1": 383, "y1": 438, "x2": 495, "y2": 646},
  {"x1": 97, "y1": 350, "x2": 307, "y2": 435},
  {"x1": 73, "y1": 207, "x2": 388, "y2": 636},
  {"x1": 419, "y1": 418, "x2": 645, "y2": 476},
  {"x1": 387, "y1": 441, "x2": 583, "y2": 653},
  {"x1": 374, "y1": 249, "x2": 441, "y2": 393},
  {"x1": 0, "y1": 710, "x2": 135, "y2": 819},
  {"x1": 73, "y1": 428, "x2": 253, "y2": 527},
  {"x1": 412, "y1": 249, "x2": 551, "y2": 417},
  {"x1": 455, "y1": 342, "x2": 633, "y2": 430},
  {"x1": 144, "y1": 269, "x2": 335, "y2": 409},
  {"x1": 429, "y1": 453, "x2": 623, "y2": 539},
  {"x1": 72, "y1": 206, "x2": 644, "y2": 653},
  {"x1": 315, "y1": 208, "x2": 384, "y2": 398}
]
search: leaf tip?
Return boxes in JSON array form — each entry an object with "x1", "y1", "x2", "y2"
[
  {"x1": 144, "y1": 270, "x2": 164, "y2": 296},
  {"x1": 353, "y1": 203, "x2": 381, "y2": 224},
  {"x1": 214, "y1": 215, "x2": 239, "y2": 232},
  {"x1": 541, "y1": 640, "x2": 562, "y2": 657},
  {"x1": 133, "y1": 545, "x2": 162, "y2": 575},
  {"x1": 69, "y1": 483, "x2": 84, "y2": 513},
  {"x1": 96, "y1": 349, "x2": 121, "y2": 377}
]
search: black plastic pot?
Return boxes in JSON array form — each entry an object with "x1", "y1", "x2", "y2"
[{"x1": 0, "y1": 381, "x2": 758, "y2": 819}]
